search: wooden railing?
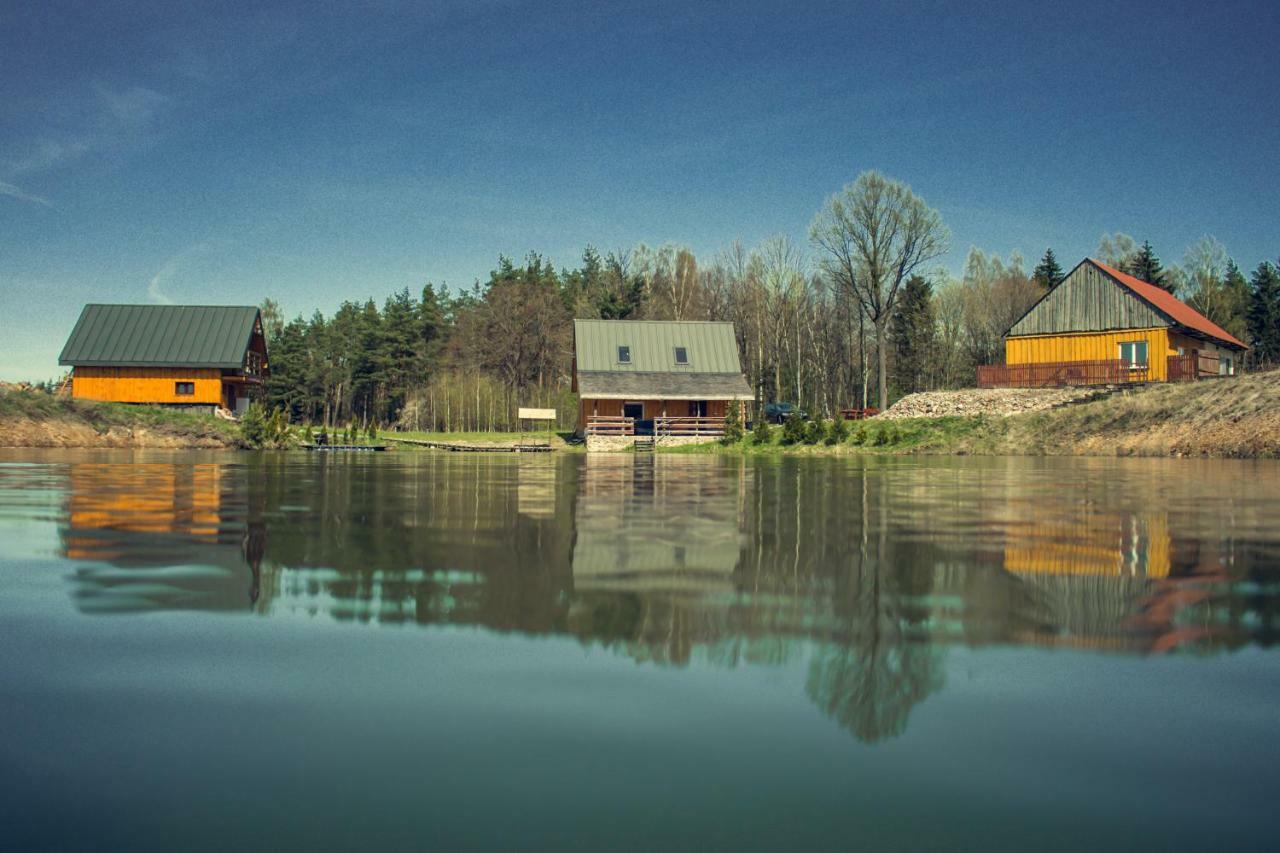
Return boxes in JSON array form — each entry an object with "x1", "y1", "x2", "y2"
[
  {"x1": 1167, "y1": 353, "x2": 1224, "y2": 382},
  {"x1": 654, "y1": 416, "x2": 725, "y2": 437},
  {"x1": 977, "y1": 359, "x2": 1150, "y2": 388},
  {"x1": 586, "y1": 416, "x2": 634, "y2": 436}
]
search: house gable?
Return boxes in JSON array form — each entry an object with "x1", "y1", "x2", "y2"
[{"x1": 1008, "y1": 260, "x2": 1170, "y2": 337}]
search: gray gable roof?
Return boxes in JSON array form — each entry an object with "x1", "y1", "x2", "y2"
[
  {"x1": 59, "y1": 304, "x2": 262, "y2": 368},
  {"x1": 574, "y1": 319, "x2": 745, "y2": 374}
]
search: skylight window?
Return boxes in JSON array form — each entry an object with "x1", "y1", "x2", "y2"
[
  {"x1": 674, "y1": 346, "x2": 688, "y2": 365},
  {"x1": 618, "y1": 345, "x2": 631, "y2": 364}
]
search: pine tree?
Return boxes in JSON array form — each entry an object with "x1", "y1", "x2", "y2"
[
  {"x1": 889, "y1": 275, "x2": 936, "y2": 399},
  {"x1": 1223, "y1": 259, "x2": 1251, "y2": 341},
  {"x1": 1032, "y1": 248, "x2": 1064, "y2": 290},
  {"x1": 752, "y1": 413, "x2": 772, "y2": 445},
  {"x1": 1123, "y1": 240, "x2": 1171, "y2": 292},
  {"x1": 827, "y1": 416, "x2": 850, "y2": 445},
  {"x1": 721, "y1": 405, "x2": 744, "y2": 445},
  {"x1": 1247, "y1": 261, "x2": 1280, "y2": 367},
  {"x1": 782, "y1": 412, "x2": 806, "y2": 444}
]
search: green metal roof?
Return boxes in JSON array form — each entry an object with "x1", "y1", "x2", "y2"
[
  {"x1": 58, "y1": 304, "x2": 262, "y2": 368},
  {"x1": 574, "y1": 319, "x2": 744, "y2": 374}
]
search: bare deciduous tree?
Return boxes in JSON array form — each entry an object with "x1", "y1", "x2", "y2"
[{"x1": 809, "y1": 171, "x2": 949, "y2": 409}]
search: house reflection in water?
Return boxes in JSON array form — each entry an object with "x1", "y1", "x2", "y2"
[
  {"x1": 51, "y1": 454, "x2": 1270, "y2": 743},
  {"x1": 60, "y1": 461, "x2": 264, "y2": 612},
  {"x1": 996, "y1": 492, "x2": 1229, "y2": 653},
  {"x1": 567, "y1": 455, "x2": 747, "y2": 665}
]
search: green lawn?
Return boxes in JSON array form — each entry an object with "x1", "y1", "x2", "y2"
[
  {"x1": 386, "y1": 429, "x2": 578, "y2": 448},
  {"x1": 658, "y1": 416, "x2": 1002, "y2": 455}
]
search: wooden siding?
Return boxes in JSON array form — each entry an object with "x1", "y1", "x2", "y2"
[
  {"x1": 1005, "y1": 512, "x2": 1171, "y2": 578},
  {"x1": 578, "y1": 397, "x2": 730, "y2": 429},
  {"x1": 1005, "y1": 328, "x2": 1172, "y2": 381},
  {"x1": 1009, "y1": 262, "x2": 1169, "y2": 336},
  {"x1": 1169, "y1": 331, "x2": 1234, "y2": 362},
  {"x1": 72, "y1": 366, "x2": 223, "y2": 405}
]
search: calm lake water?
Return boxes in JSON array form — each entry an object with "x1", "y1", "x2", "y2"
[{"x1": 1, "y1": 449, "x2": 1278, "y2": 850}]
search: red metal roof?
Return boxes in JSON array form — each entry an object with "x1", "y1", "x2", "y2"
[{"x1": 1089, "y1": 259, "x2": 1246, "y2": 349}]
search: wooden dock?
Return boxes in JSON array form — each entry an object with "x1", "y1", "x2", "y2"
[
  {"x1": 302, "y1": 444, "x2": 391, "y2": 452},
  {"x1": 383, "y1": 436, "x2": 553, "y2": 453}
]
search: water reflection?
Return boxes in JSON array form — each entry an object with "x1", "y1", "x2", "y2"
[{"x1": 24, "y1": 451, "x2": 1280, "y2": 741}]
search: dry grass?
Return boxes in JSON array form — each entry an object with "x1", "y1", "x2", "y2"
[
  {"x1": 1001, "y1": 370, "x2": 1280, "y2": 458},
  {"x1": 0, "y1": 389, "x2": 241, "y2": 448}
]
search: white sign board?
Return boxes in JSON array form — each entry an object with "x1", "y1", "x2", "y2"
[{"x1": 518, "y1": 407, "x2": 557, "y2": 421}]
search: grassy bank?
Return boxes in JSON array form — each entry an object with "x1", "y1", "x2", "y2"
[
  {"x1": 661, "y1": 415, "x2": 1003, "y2": 456},
  {"x1": 665, "y1": 370, "x2": 1280, "y2": 459},
  {"x1": 389, "y1": 430, "x2": 580, "y2": 450},
  {"x1": 0, "y1": 389, "x2": 241, "y2": 448}
]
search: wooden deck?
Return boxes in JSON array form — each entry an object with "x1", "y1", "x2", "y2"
[
  {"x1": 302, "y1": 444, "x2": 391, "y2": 452},
  {"x1": 383, "y1": 436, "x2": 553, "y2": 453}
]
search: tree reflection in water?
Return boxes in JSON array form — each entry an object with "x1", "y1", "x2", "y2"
[{"x1": 46, "y1": 451, "x2": 1280, "y2": 743}]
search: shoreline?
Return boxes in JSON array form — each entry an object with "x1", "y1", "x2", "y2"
[{"x1": 4, "y1": 370, "x2": 1277, "y2": 459}]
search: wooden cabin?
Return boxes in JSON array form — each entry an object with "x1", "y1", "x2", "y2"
[
  {"x1": 58, "y1": 304, "x2": 269, "y2": 414},
  {"x1": 981, "y1": 258, "x2": 1247, "y2": 387},
  {"x1": 572, "y1": 319, "x2": 753, "y2": 439}
]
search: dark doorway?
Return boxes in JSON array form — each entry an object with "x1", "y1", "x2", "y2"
[
  {"x1": 623, "y1": 402, "x2": 644, "y2": 420},
  {"x1": 688, "y1": 400, "x2": 708, "y2": 417}
]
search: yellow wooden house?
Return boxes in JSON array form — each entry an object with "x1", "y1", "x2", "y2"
[
  {"x1": 985, "y1": 258, "x2": 1247, "y2": 386},
  {"x1": 59, "y1": 304, "x2": 269, "y2": 414}
]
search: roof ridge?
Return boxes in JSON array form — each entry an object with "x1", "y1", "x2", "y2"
[
  {"x1": 80, "y1": 303, "x2": 258, "y2": 309},
  {"x1": 1088, "y1": 258, "x2": 1246, "y2": 349}
]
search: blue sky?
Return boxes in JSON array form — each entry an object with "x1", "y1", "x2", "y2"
[{"x1": 2, "y1": 0, "x2": 1278, "y2": 380}]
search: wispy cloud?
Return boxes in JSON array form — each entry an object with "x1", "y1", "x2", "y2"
[
  {"x1": 147, "y1": 242, "x2": 211, "y2": 304},
  {"x1": 5, "y1": 83, "x2": 170, "y2": 178},
  {"x1": 0, "y1": 180, "x2": 52, "y2": 208}
]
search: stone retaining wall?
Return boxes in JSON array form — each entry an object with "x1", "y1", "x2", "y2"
[{"x1": 585, "y1": 434, "x2": 722, "y2": 452}]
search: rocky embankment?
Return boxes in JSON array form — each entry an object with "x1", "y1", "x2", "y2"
[
  {"x1": 879, "y1": 386, "x2": 1109, "y2": 419},
  {"x1": 0, "y1": 387, "x2": 239, "y2": 449}
]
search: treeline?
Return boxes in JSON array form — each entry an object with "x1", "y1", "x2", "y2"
[{"x1": 261, "y1": 173, "x2": 1280, "y2": 430}]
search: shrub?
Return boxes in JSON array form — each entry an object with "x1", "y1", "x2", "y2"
[
  {"x1": 722, "y1": 405, "x2": 744, "y2": 445},
  {"x1": 849, "y1": 424, "x2": 867, "y2": 445},
  {"x1": 782, "y1": 412, "x2": 806, "y2": 444},
  {"x1": 304, "y1": 425, "x2": 314, "y2": 443},
  {"x1": 804, "y1": 418, "x2": 825, "y2": 444},
  {"x1": 827, "y1": 416, "x2": 850, "y2": 445},
  {"x1": 368, "y1": 421, "x2": 378, "y2": 441},
  {"x1": 752, "y1": 415, "x2": 772, "y2": 445},
  {"x1": 240, "y1": 404, "x2": 291, "y2": 448},
  {"x1": 871, "y1": 423, "x2": 901, "y2": 447},
  {"x1": 240, "y1": 404, "x2": 268, "y2": 447}
]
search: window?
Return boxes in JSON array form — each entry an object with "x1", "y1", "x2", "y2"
[
  {"x1": 1220, "y1": 356, "x2": 1233, "y2": 376},
  {"x1": 617, "y1": 345, "x2": 631, "y2": 364},
  {"x1": 1119, "y1": 341, "x2": 1148, "y2": 368},
  {"x1": 175, "y1": 382, "x2": 195, "y2": 396},
  {"x1": 674, "y1": 346, "x2": 688, "y2": 365}
]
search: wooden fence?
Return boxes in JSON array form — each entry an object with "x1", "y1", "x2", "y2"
[
  {"x1": 586, "y1": 416, "x2": 634, "y2": 436},
  {"x1": 977, "y1": 359, "x2": 1150, "y2": 388},
  {"x1": 654, "y1": 416, "x2": 725, "y2": 437},
  {"x1": 1167, "y1": 353, "x2": 1223, "y2": 382}
]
